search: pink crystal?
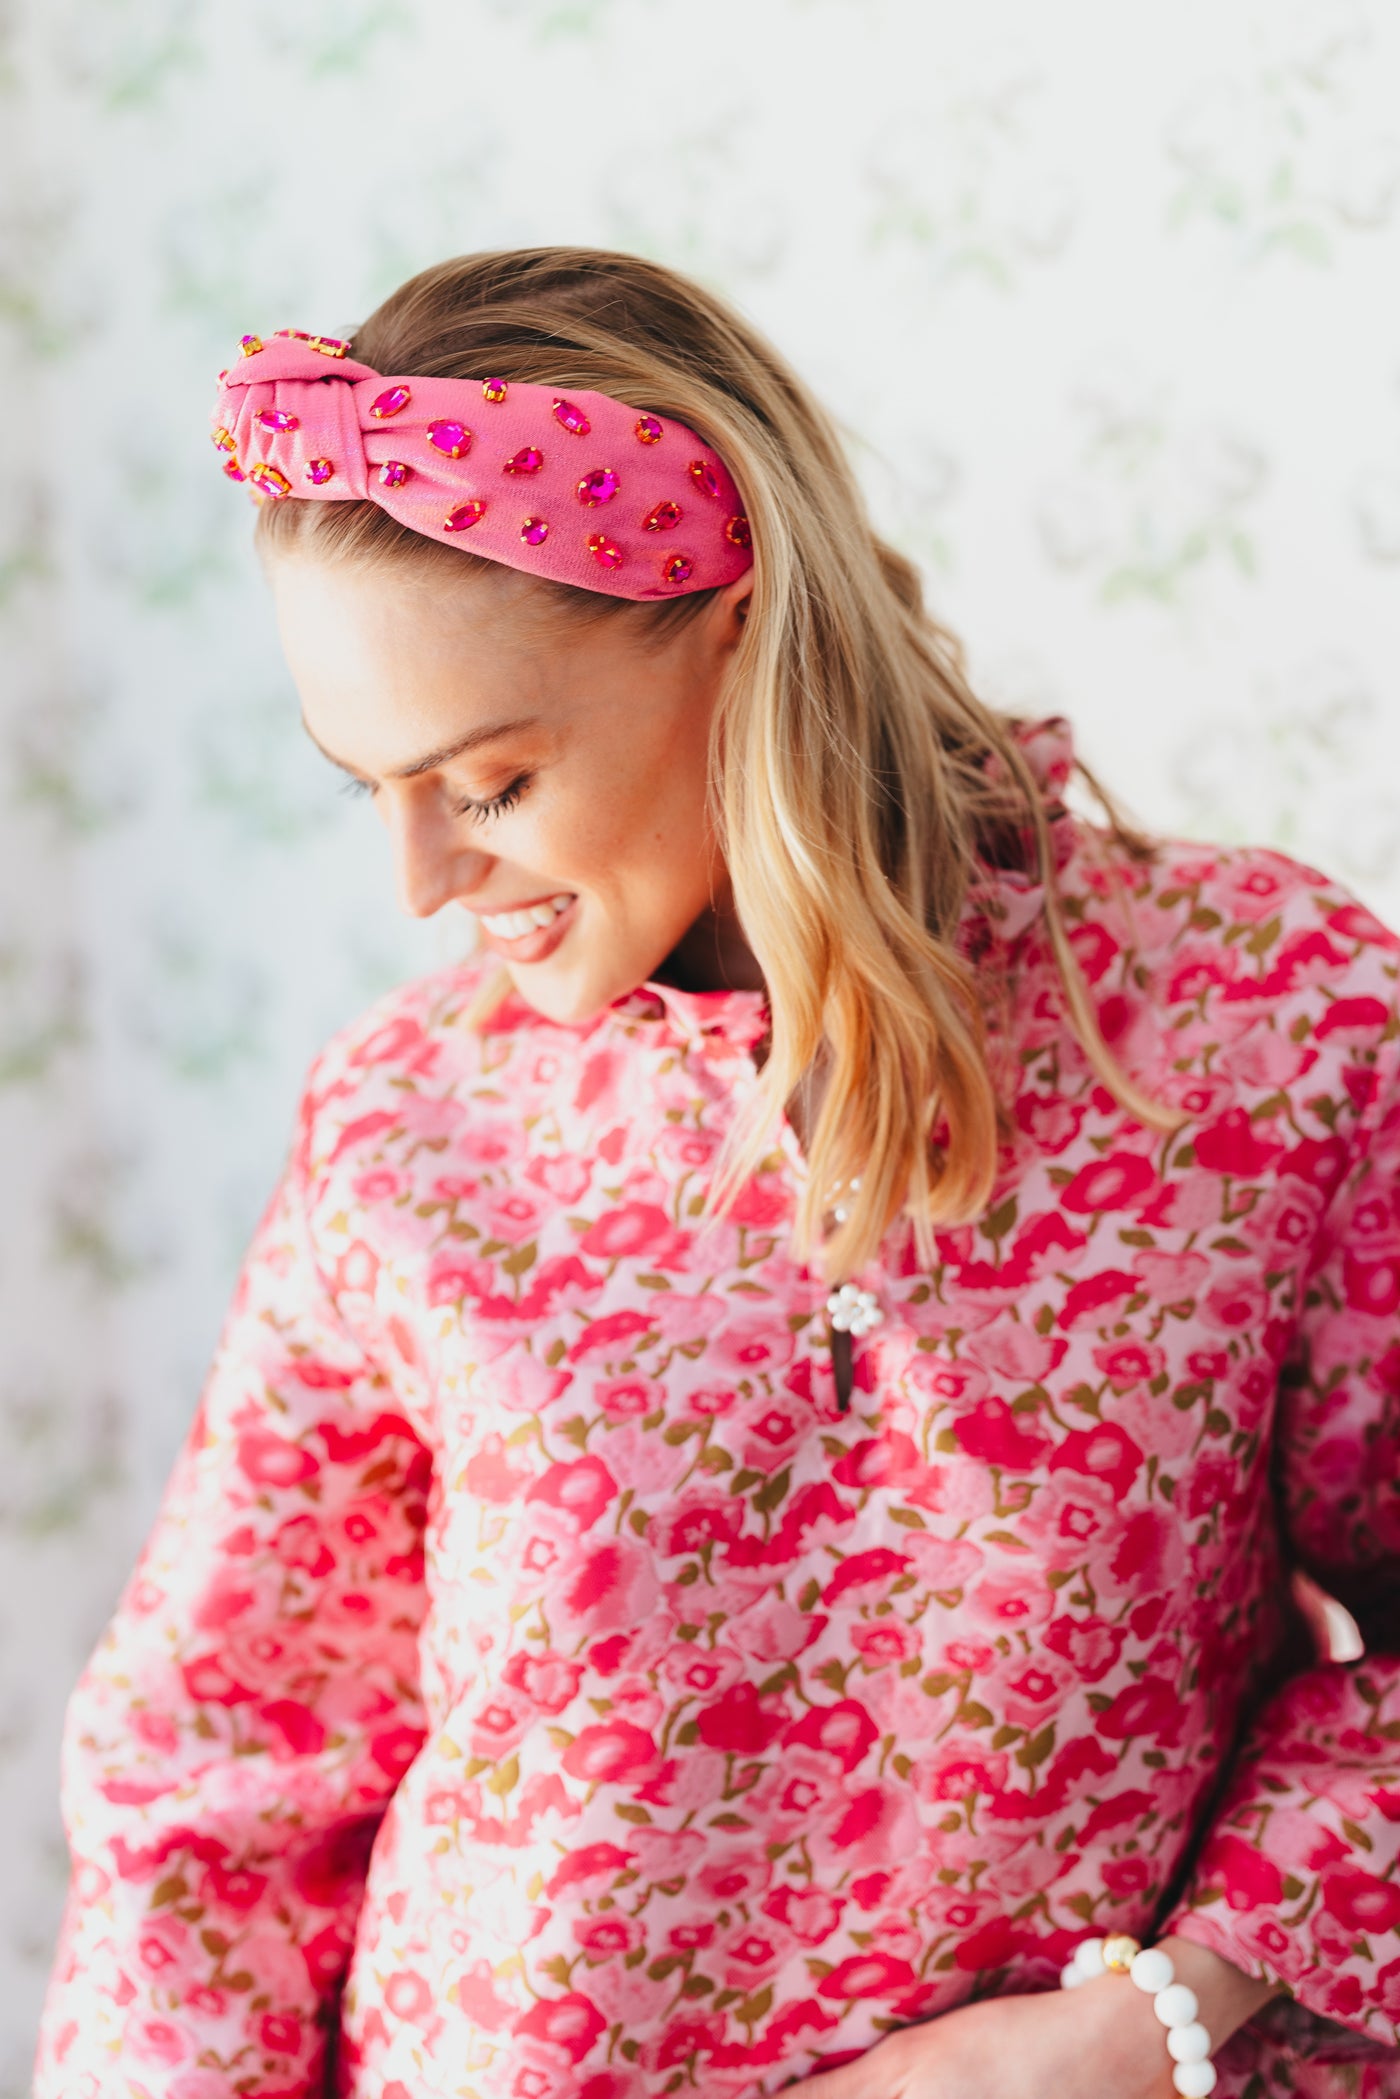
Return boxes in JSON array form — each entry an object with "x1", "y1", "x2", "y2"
[
  {"x1": 634, "y1": 415, "x2": 663, "y2": 444},
  {"x1": 257, "y1": 407, "x2": 299, "y2": 432},
  {"x1": 305, "y1": 458, "x2": 335, "y2": 485},
  {"x1": 239, "y1": 334, "x2": 263, "y2": 356},
  {"x1": 222, "y1": 460, "x2": 246, "y2": 481},
  {"x1": 369, "y1": 384, "x2": 411, "y2": 418},
  {"x1": 504, "y1": 447, "x2": 544, "y2": 475},
  {"x1": 576, "y1": 467, "x2": 619, "y2": 506},
  {"x1": 211, "y1": 425, "x2": 236, "y2": 453},
  {"x1": 427, "y1": 419, "x2": 472, "y2": 457},
  {"x1": 378, "y1": 461, "x2": 410, "y2": 487},
  {"x1": 688, "y1": 458, "x2": 720, "y2": 498},
  {"x1": 661, "y1": 552, "x2": 695, "y2": 584},
  {"x1": 249, "y1": 463, "x2": 292, "y2": 497},
  {"x1": 444, "y1": 499, "x2": 487, "y2": 531},
  {"x1": 482, "y1": 377, "x2": 508, "y2": 403},
  {"x1": 552, "y1": 397, "x2": 591, "y2": 435},
  {"x1": 520, "y1": 516, "x2": 550, "y2": 546},
  {"x1": 587, "y1": 532, "x2": 625, "y2": 570},
  {"x1": 644, "y1": 499, "x2": 682, "y2": 532},
  {"x1": 725, "y1": 513, "x2": 752, "y2": 548}
]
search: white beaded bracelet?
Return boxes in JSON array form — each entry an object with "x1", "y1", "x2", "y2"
[{"x1": 1060, "y1": 1932, "x2": 1217, "y2": 2096}]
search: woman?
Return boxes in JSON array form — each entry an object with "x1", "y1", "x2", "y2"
[{"x1": 33, "y1": 247, "x2": 1400, "y2": 2099}]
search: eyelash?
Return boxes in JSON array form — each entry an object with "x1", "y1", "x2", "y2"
[{"x1": 337, "y1": 773, "x2": 533, "y2": 826}]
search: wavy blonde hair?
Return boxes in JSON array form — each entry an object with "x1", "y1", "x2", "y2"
[{"x1": 254, "y1": 245, "x2": 1180, "y2": 1287}]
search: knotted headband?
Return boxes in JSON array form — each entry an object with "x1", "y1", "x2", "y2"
[{"x1": 209, "y1": 329, "x2": 754, "y2": 600}]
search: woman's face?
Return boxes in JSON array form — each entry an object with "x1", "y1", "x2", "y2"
[{"x1": 266, "y1": 554, "x2": 757, "y2": 1025}]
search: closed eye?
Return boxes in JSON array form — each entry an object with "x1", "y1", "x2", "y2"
[{"x1": 337, "y1": 773, "x2": 534, "y2": 825}]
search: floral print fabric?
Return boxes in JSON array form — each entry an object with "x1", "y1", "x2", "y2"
[{"x1": 33, "y1": 717, "x2": 1400, "y2": 2099}]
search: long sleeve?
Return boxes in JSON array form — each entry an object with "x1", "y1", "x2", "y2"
[
  {"x1": 1155, "y1": 1020, "x2": 1400, "y2": 2057},
  {"x1": 32, "y1": 1042, "x2": 434, "y2": 2099}
]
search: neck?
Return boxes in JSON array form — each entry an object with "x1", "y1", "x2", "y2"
[{"x1": 653, "y1": 900, "x2": 767, "y2": 996}]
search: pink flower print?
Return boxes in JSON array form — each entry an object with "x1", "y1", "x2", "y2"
[
  {"x1": 695, "y1": 1680, "x2": 791, "y2": 1754},
  {"x1": 1218, "y1": 1020, "x2": 1313, "y2": 1089},
  {"x1": 1050, "y1": 1420, "x2": 1145, "y2": 1500},
  {"x1": 524, "y1": 1151, "x2": 594, "y2": 1202},
  {"x1": 351, "y1": 1167, "x2": 403, "y2": 1202},
  {"x1": 950, "y1": 1396, "x2": 1053, "y2": 1471},
  {"x1": 851, "y1": 1617, "x2": 920, "y2": 1668},
  {"x1": 1057, "y1": 1268, "x2": 1141, "y2": 1331},
  {"x1": 820, "y1": 1546, "x2": 913, "y2": 1607},
  {"x1": 579, "y1": 1201, "x2": 691, "y2": 1266},
  {"x1": 492, "y1": 1351, "x2": 574, "y2": 1413},
  {"x1": 426, "y1": 1249, "x2": 494, "y2": 1307},
  {"x1": 659, "y1": 1644, "x2": 746, "y2": 1696},
  {"x1": 592, "y1": 1377, "x2": 652, "y2": 1418},
  {"x1": 234, "y1": 1427, "x2": 320, "y2": 1488},
  {"x1": 707, "y1": 1315, "x2": 796, "y2": 1374},
  {"x1": 725, "y1": 1591, "x2": 823, "y2": 1663},
  {"x1": 331, "y1": 1238, "x2": 379, "y2": 1297},
  {"x1": 643, "y1": 1291, "x2": 731, "y2": 1344},
  {"x1": 1096, "y1": 1674, "x2": 1189, "y2": 1746},
  {"x1": 784, "y1": 1697, "x2": 880, "y2": 1773},
  {"x1": 463, "y1": 1432, "x2": 535, "y2": 1502},
  {"x1": 964, "y1": 1572, "x2": 1055, "y2": 1631},
  {"x1": 560, "y1": 1719, "x2": 658, "y2": 1784},
  {"x1": 572, "y1": 1912, "x2": 644, "y2": 1959},
  {"x1": 1219, "y1": 853, "x2": 1308, "y2": 923},
  {"x1": 525, "y1": 1455, "x2": 619, "y2": 1531},
  {"x1": 1193, "y1": 1108, "x2": 1288, "y2": 1179},
  {"x1": 1198, "y1": 1274, "x2": 1272, "y2": 1333},
  {"x1": 696, "y1": 1849, "x2": 774, "y2": 1905},
  {"x1": 1042, "y1": 1612, "x2": 1125, "y2": 1681},
  {"x1": 488, "y1": 1189, "x2": 549, "y2": 1241},
  {"x1": 1091, "y1": 1339, "x2": 1166, "y2": 1389},
  {"x1": 720, "y1": 1923, "x2": 789, "y2": 1987},
  {"x1": 1013, "y1": 1091, "x2": 1087, "y2": 1154},
  {"x1": 816, "y1": 1950, "x2": 918, "y2": 2000},
  {"x1": 468, "y1": 1691, "x2": 533, "y2": 1759},
  {"x1": 501, "y1": 1650, "x2": 584, "y2": 1714},
  {"x1": 998, "y1": 1655, "x2": 1079, "y2": 1730},
  {"x1": 679, "y1": 1380, "x2": 736, "y2": 1416},
  {"x1": 128, "y1": 2018, "x2": 190, "y2": 2066},
  {"x1": 1061, "y1": 1150, "x2": 1159, "y2": 1214},
  {"x1": 656, "y1": 1492, "x2": 741, "y2": 1557},
  {"x1": 1131, "y1": 1247, "x2": 1211, "y2": 1301},
  {"x1": 551, "y1": 1534, "x2": 663, "y2": 1637},
  {"x1": 820, "y1": 1777, "x2": 923, "y2": 1867},
  {"x1": 761, "y1": 1883, "x2": 846, "y2": 1945},
  {"x1": 964, "y1": 1322, "x2": 1070, "y2": 1382},
  {"x1": 512, "y1": 1992, "x2": 608, "y2": 2064}
]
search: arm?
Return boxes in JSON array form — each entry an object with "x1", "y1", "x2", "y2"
[
  {"x1": 1151, "y1": 1022, "x2": 1400, "y2": 2057},
  {"x1": 32, "y1": 1042, "x2": 434, "y2": 2098}
]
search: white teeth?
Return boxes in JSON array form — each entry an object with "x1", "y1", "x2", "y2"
[{"x1": 480, "y1": 893, "x2": 574, "y2": 939}]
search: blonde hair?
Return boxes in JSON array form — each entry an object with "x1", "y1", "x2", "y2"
[{"x1": 254, "y1": 246, "x2": 1181, "y2": 1286}]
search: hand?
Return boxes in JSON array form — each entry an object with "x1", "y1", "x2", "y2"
[{"x1": 772, "y1": 1936, "x2": 1285, "y2": 2099}]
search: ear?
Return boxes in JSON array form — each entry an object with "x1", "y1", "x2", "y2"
[{"x1": 713, "y1": 569, "x2": 753, "y2": 644}]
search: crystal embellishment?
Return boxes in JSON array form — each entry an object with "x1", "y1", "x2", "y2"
[
  {"x1": 305, "y1": 458, "x2": 335, "y2": 484},
  {"x1": 725, "y1": 513, "x2": 752, "y2": 548},
  {"x1": 634, "y1": 414, "x2": 663, "y2": 444},
  {"x1": 587, "y1": 531, "x2": 624, "y2": 569},
  {"x1": 444, "y1": 499, "x2": 486, "y2": 531},
  {"x1": 643, "y1": 499, "x2": 682, "y2": 531},
  {"x1": 482, "y1": 377, "x2": 508, "y2": 402},
  {"x1": 378, "y1": 460, "x2": 410, "y2": 487},
  {"x1": 521, "y1": 516, "x2": 549, "y2": 545},
  {"x1": 257, "y1": 407, "x2": 298, "y2": 432},
  {"x1": 248, "y1": 463, "x2": 292, "y2": 497},
  {"x1": 660, "y1": 552, "x2": 695, "y2": 585},
  {"x1": 504, "y1": 447, "x2": 544, "y2": 475},
  {"x1": 826, "y1": 1283, "x2": 883, "y2": 1336},
  {"x1": 369, "y1": 384, "x2": 411, "y2": 418},
  {"x1": 688, "y1": 458, "x2": 721, "y2": 497},
  {"x1": 427, "y1": 419, "x2": 472, "y2": 457},
  {"x1": 576, "y1": 467, "x2": 619, "y2": 505},
  {"x1": 552, "y1": 398, "x2": 591, "y2": 435}
]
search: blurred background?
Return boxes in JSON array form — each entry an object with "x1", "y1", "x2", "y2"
[{"x1": 3, "y1": 0, "x2": 1398, "y2": 2083}]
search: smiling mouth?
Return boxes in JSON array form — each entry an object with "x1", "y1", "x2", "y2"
[{"x1": 476, "y1": 892, "x2": 576, "y2": 939}]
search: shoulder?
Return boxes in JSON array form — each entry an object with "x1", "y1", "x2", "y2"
[{"x1": 295, "y1": 954, "x2": 532, "y2": 1181}]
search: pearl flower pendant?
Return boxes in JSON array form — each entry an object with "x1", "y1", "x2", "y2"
[{"x1": 826, "y1": 1282, "x2": 884, "y2": 1336}]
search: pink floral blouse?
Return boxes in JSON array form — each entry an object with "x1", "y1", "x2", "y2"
[{"x1": 33, "y1": 718, "x2": 1400, "y2": 2099}]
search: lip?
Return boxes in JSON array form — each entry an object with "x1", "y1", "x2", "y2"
[{"x1": 475, "y1": 892, "x2": 578, "y2": 964}]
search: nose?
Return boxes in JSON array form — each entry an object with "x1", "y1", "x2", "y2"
[{"x1": 376, "y1": 785, "x2": 489, "y2": 919}]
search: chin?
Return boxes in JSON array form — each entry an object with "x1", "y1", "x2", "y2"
[{"x1": 497, "y1": 956, "x2": 648, "y2": 1031}]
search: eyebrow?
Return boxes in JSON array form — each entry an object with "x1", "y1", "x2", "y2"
[{"x1": 301, "y1": 712, "x2": 545, "y2": 781}]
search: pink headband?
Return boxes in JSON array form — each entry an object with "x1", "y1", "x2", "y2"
[{"x1": 209, "y1": 329, "x2": 754, "y2": 600}]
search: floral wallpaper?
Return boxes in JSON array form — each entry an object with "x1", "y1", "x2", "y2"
[{"x1": 2, "y1": 0, "x2": 1398, "y2": 2087}]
